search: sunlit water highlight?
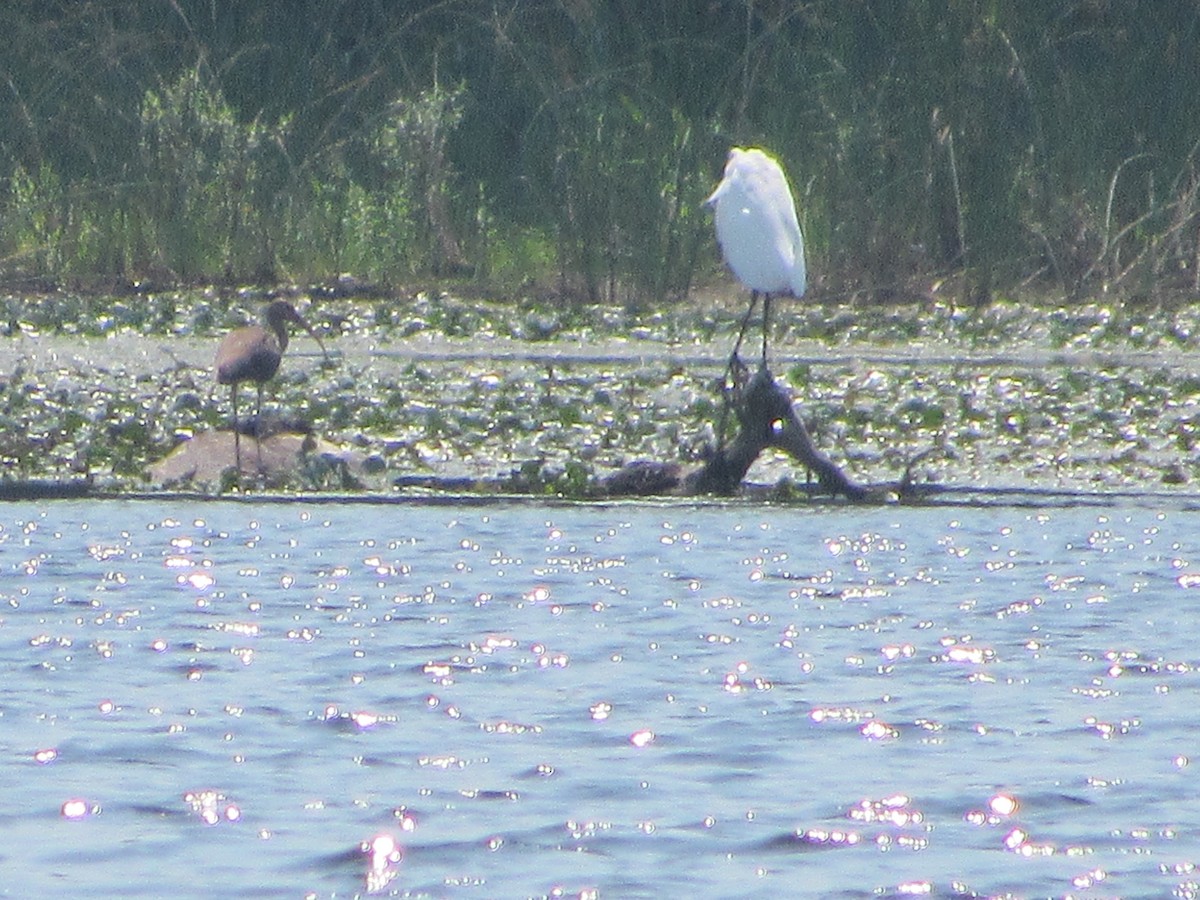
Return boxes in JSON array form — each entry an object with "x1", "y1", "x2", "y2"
[{"x1": 2, "y1": 499, "x2": 1200, "y2": 897}]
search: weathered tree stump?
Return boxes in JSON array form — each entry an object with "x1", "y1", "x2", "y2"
[
  {"x1": 601, "y1": 363, "x2": 867, "y2": 500},
  {"x1": 688, "y1": 364, "x2": 866, "y2": 499}
]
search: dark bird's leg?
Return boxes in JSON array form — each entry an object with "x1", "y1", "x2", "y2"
[
  {"x1": 231, "y1": 385, "x2": 242, "y2": 473},
  {"x1": 254, "y1": 383, "x2": 265, "y2": 470}
]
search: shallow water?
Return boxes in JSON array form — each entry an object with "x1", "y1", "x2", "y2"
[{"x1": 2, "y1": 498, "x2": 1200, "y2": 898}]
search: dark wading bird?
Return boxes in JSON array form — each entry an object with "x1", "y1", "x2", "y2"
[
  {"x1": 705, "y1": 147, "x2": 807, "y2": 369},
  {"x1": 215, "y1": 299, "x2": 328, "y2": 473}
]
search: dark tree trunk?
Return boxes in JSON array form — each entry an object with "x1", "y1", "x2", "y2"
[{"x1": 600, "y1": 364, "x2": 867, "y2": 500}]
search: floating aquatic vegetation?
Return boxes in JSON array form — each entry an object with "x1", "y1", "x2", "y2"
[{"x1": 1, "y1": 290, "x2": 1199, "y2": 495}]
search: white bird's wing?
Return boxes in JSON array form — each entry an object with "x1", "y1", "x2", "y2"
[
  {"x1": 742, "y1": 152, "x2": 806, "y2": 297},
  {"x1": 709, "y1": 148, "x2": 806, "y2": 297}
]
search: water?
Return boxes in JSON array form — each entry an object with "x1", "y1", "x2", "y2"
[{"x1": 2, "y1": 498, "x2": 1199, "y2": 898}]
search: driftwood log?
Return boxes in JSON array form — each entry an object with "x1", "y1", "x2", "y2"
[
  {"x1": 601, "y1": 363, "x2": 867, "y2": 500},
  {"x1": 136, "y1": 361, "x2": 877, "y2": 500}
]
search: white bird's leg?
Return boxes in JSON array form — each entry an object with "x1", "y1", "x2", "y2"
[
  {"x1": 729, "y1": 290, "x2": 760, "y2": 366},
  {"x1": 718, "y1": 290, "x2": 762, "y2": 451},
  {"x1": 761, "y1": 292, "x2": 772, "y2": 368},
  {"x1": 715, "y1": 352, "x2": 750, "y2": 451}
]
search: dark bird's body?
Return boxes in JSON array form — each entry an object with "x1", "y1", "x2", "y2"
[{"x1": 215, "y1": 300, "x2": 326, "y2": 473}]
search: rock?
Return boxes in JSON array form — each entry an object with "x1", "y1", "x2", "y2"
[{"x1": 149, "y1": 430, "x2": 375, "y2": 490}]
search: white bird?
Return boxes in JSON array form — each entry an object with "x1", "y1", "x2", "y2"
[{"x1": 705, "y1": 147, "x2": 807, "y2": 367}]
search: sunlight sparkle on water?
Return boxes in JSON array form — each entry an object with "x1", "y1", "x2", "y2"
[
  {"x1": 60, "y1": 799, "x2": 95, "y2": 820},
  {"x1": 861, "y1": 720, "x2": 899, "y2": 741},
  {"x1": 629, "y1": 729, "x2": 655, "y2": 747},
  {"x1": 182, "y1": 787, "x2": 241, "y2": 825},
  {"x1": 798, "y1": 828, "x2": 861, "y2": 847},
  {"x1": 942, "y1": 644, "x2": 994, "y2": 664},
  {"x1": 476, "y1": 634, "x2": 517, "y2": 653},
  {"x1": 849, "y1": 795, "x2": 922, "y2": 827},
  {"x1": 1004, "y1": 826, "x2": 1055, "y2": 856},
  {"x1": 990, "y1": 793, "x2": 1019, "y2": 816},
  {"x1": 391, "y1": 807, "x2": 418, "y2": 832},
  {"x1": 352, "y1": 711, "x2": 382, "y2": 729},
  {"x1": 363, "y1": 832, "x2": 403, "y2": 894},
  {"x1": 881, "y1": 643, "x2": 916, "y2": 661},
  {"x1": 1073, "y1": 867, "x2": 1108, "y2": 889},
  {"x1": 810, "y1": 706, "x2": 872, "y2": 724},
  {"x1": 7, "y1": 501, "x2": 1200, "y2": 895}
]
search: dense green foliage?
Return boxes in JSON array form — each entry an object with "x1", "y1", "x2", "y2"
[{"x1": 1, "y1": 1, "x2": 1198, "y2": 304}]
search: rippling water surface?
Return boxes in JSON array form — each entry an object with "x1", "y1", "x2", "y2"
[{"x1": 3, "y1": 498, "x2": 1200, "y2": 898}]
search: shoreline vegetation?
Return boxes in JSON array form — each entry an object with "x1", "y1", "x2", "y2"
[{"x1": 1, "y1": 3, "x2": 1198, "y2": 305}]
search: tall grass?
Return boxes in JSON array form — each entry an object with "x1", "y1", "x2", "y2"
[{"x1": 0, "y1": 0, "x2": 1196, "y2": 305}]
